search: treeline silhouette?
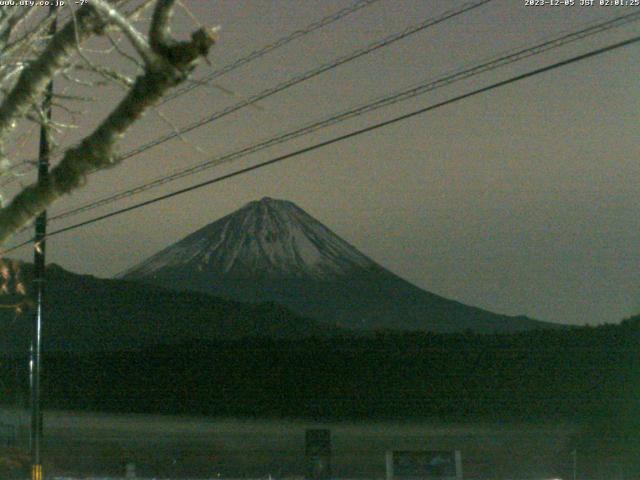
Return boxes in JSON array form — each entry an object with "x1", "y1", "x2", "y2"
[
  {"x1": 1, "y1": 316, "x2": 637, "y2": 425},
  {"x1": 2, "y1": 318, "x2": 638, "y2": 478}
]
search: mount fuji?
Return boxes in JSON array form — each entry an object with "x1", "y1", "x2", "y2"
[{"x1": 121, "y1": 197, "x2": 556, "y2": 333}]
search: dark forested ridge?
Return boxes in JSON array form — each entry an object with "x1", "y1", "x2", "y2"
[
  {"x1": 1, "y1": 316, "x2": 637, "y2": 423},
  {"x1": 0, "y1": 316, "x2": 638, "y2": 480},
  {"x1": 0, "y1": 261, "x2": 553, "y2": 355},
  {"x1": 122, "y1": 198, "x2": 557, "y2": 334},
  {"x1": 0, "y1": 263, "x2": 341, "y2": 353}
]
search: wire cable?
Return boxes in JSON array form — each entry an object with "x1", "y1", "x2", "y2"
[
  {"x1": 4, "y1": 33, "x2": 638, "y2": 255},
  {"x1": 48, "y1": 10, "x2": 640, "y2": 223},
  {"x1": 0, "y1": 0, "x2": 383, "y2": 181},
  {"x1": 106, "y1": 0, "x2": 493, "y2": 162},
  {"x1": 159, "y1": 0, "x2": 384, "y2": 105},
  {"x1": 1, "y1": 0, "x2": 493, "y2": 184}
]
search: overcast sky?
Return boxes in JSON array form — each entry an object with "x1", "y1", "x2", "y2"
[{"x1": 5, "y1": 0, "x2": 639, "y2": 326}]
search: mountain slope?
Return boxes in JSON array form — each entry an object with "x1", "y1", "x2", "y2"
[
  {"x1": 0, "y1": 262, "x2": 338, "y2": 353},
  {"x1": 122, "y1": 198, "x2": 557, "y2": 333},
  {"x1": 123, "y1": 197, "x2": 374, "y2": 280}
]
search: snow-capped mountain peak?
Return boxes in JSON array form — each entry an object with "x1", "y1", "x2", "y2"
[
  {"x1": 121, "y1": 197, "x2": 555, "y2": 333},
  {"x1": 121, "y1": 197, "x2": 377, "y2": 280}
]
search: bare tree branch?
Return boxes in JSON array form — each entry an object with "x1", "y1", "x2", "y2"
[
  {"x1": 106, "y1": 31, "x2": 145, "y2": 70},
  {"x1": 89, "y1": 0, "x2": 156, "y2": 65},
  {"x1": 0, "y1": 6, "x2": 37, "y2": 52},
  {"x1": 149, "y1": 0, "x2": 176, "y2": 51},
  {"x1": 0, "y1": 5, "x2": 103, "y2": 158},
  {"x1": 0, "y1": 0, "x2": 216, "y2": 245}
]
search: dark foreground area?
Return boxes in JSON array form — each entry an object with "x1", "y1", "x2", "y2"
[
  {"x1": 3, "y1": 318, "x2": 635, "y2": 421},
  {"x1": 0, "y1": 410, "x2": 633, "y2": 480},
  {"x1": 0, "y1": 318, "x2": 638, "y2": 478}
]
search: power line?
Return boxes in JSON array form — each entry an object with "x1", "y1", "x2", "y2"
[
  {"x1": 5, "y1": 33, "x2": 638, "y2": 255},
  {"x1": 109, "y1": 0, "x2": 493, "y2": 161},
  {"x1": 159, "y1": 0, "x2": 384, "y2": 105},
  {"x1": 0, "y1": 0, "x2": 383, "y2": 182},
  {"x1": 48, "y1": 11, "x2": 640, "y2": 223},
  {"x1": 1, "y1": 0, "x2": 492, "y2": 186}
]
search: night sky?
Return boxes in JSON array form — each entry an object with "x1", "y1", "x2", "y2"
[{"x1": 5, "y1": 0, "x2": 639, "y2": 326}]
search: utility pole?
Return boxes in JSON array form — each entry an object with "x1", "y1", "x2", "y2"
[{"x1": 30, "y1": 8, "x2": 56, "y2": 480}]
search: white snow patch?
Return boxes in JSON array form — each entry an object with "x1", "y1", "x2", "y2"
[{"x1": 122, "y1": 198, "x2": 379, "y2": 280}]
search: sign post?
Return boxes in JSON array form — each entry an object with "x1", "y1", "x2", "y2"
[{"x1": 386, "y1": 450, "x2": 463, "y2": 480}]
